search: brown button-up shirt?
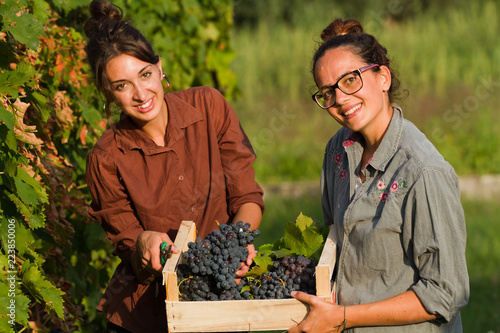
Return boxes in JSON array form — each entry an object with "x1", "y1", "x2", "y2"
[{"x1": 85, "y1": 86, "x2": 264, "y2": 332}]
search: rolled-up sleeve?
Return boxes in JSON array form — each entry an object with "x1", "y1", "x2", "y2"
[
  {"x1": 405, "y1": 168, "x2": 469, "y2": 322},
  {"x1": 85, "y1": 148, "x2": 144, "y2": 261},
  {"x1": 208, "y1": 88, "x2": 264, "y2": 216}
]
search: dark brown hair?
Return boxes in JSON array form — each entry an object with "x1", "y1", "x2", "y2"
[
  {"x1": 84, "y1": 0, "x2": 160, "y2": 119},
  {"x1": 312, "y1": 18, "x2": 404, "y2": 103}
]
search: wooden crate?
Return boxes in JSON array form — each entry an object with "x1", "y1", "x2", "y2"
[{"x1": 162, "y1": 221, "x2": 337, "y2": 332}]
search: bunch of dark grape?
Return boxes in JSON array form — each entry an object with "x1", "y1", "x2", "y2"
[
  {"x1": 177, "y1": 221, "x2": 317, "y2": 301},
  {"x1": 177, "y1": 221, "x2": 260, "y2": 301},
  {"x1": 243, "y1": 255, "x2": 316, "y2": 300}
]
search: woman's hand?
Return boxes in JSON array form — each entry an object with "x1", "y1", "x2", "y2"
[
  {"x1": 288, "y1": 291, "x2": 346, "y2": 333},
  {"x1": 131, "y1": 230, "x2": 178, "y2": 284},
  {"x1": 235, "y1": 243, "x2": 257, "y2": 278}
]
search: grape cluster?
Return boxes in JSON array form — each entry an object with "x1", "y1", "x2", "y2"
[
  {"x1": 244, "y1": 255, "x2": 316, "y2": 300},
  {"x1": 177, "y1": 221, "x2": 259, "y2": 301},
  {"x1": 177, "y1": 222, "x2": 317, "y2": 301}
]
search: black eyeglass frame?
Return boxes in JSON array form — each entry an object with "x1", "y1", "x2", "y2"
[{"x1": 312, "y1": 64, "x2": 380, "y2": 109}]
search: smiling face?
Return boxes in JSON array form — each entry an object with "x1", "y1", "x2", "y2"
[
  {"x1": 314, "y1": 47, "x2": 393, "y2": 143},
  {"x1": 106, "y1": 53, "x2": 167, "y2": 127}
]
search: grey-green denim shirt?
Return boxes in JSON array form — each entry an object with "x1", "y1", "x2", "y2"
[{"x1": 321, "y1": 106, "x2": 469, "y2": 332}]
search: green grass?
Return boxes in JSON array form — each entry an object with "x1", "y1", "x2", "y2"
[
  {"x1": 230, "y1": 0, "x2": 500, "y2": 182},
  {"x1": 461, "y1": 200, "x2": 500, "y2": 332},
  {"x1": 252, "y1": 192, "x2": 500, "y2": 332}
]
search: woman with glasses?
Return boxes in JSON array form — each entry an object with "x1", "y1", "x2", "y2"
[
  {"x1": 288, "y1": 18, "x2": 469, "y2": 332},
  {"x1": 83, "y1": 0, "x2": 264, "y2": 331}
]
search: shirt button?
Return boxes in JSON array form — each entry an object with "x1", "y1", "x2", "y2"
[
  {"x1": 191, "y1": 207, "x2": 196, "y2": 212},
  {"x1": 178, "y1": 175, "x2": 184, "y2": 181}
]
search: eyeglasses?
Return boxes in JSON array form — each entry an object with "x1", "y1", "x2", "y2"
[{"x1": 312, "y1": 64, "x2": 380, "y2": 109}]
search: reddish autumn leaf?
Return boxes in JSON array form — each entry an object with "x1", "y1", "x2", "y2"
[
  {"x1": 12, "y1": 99, "x2": 44, "y2": 146},
  {"x1": 53, "y1": 91, "x2": 74, "y2": 126},
  {"x1": 55, "y1": 53, "x2": 65, "y2": 73},
  {"x1": 79, "y1": 124, "x2": 87, "y2": 145}
]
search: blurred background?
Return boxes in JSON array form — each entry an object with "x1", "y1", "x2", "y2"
[{"x1": 0, "y1": 0, "x2": 498, "y2": 331}]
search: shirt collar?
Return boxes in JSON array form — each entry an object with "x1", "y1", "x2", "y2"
[
  {"x1": 114, "y1": 92, "x2": 204, "y2": 155},
  {"x1": 342, "y1": 104, "x2": 404, "y2": 172},
  {"x1": 368, "y1": 104, "x2": 404, "y2": 171}
]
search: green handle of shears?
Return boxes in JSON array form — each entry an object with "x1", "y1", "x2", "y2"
[{"x1": 160, "y1": 241, "x2": 171, "y2": 266}]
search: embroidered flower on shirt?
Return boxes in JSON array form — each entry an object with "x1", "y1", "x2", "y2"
[
  {"x1": 334, "y1": 153, "x2": 343, "y2": 164},
  {"x1": 328, "y1": 148, "x2": 348, "y2": 182},
  {"x1": 390, "y1": 181, "x2": 399, "y2": 192},
  {"x1": 376, "y1": 177, "x2": 408, "y2": 201},
  {"x1": 343, "y1": 132, "x2": 358, "y2": 148},
  {"x1": 342, "y1": 139, "x2": 354, "y2": 147}
]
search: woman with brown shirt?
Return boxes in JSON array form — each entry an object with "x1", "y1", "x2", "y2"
[{"x1": 83, "y1": 1, "x2": 264, "y2": 332}]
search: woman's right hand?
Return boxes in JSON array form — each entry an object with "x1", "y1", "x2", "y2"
[
  {"x1": 131, "y1": 231, "x2": 178, "y2": 284},
  {"x1": 288, "y1": 291, "x2": 346, "y2": 333}
]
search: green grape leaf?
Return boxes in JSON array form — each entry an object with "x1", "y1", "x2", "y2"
[
  {"x1": 0, "y1": 106, "x2": 15, "y2": 131},
  {"x1": 16, "y1": 167, "x2": 48, "y2": 204},
  {"x1": 301, "y1": 226, "x2": 325, "y2": 257},
  {"x1": 0, "y1": 264, "x2": 31, "y2": 327},
  {"x1": 5, "y1": 13, "x2": 45, "y2": 51},
  {"x1": 282, "y1": 219, "x2": 324, "y2": 258},
  {"x1": 4, "y1": 191, "x2": 45, "y2": 229},
  {"x1": 27, "y1": 91, "x2": 50, "y2": 122},
  {"x1": 272, "y1": 247, "x2": 294, "y2": 259},
  {"x1": 0, "y1": 124, "x2": 18, "y2": 152},
  {"x1": 257, "y1": 213, "x2": 326, "y2": 259},
  {"x1": 21, "y1": 260, "x2": 65, "y2": 318},
  {"x1": 18, "y1": 241, "x2": 45, "y2": 267},
  {"x1": 0, "y1": 72, "x2": 29, "y2": 98},
  {"x1": 253, "y1": 255, "x2": 273, "y2": 269},
  {"x1": 255, "y1": 243, "x2": 273, "y2": 257},
  {"x1": 0, "y1": 295, "x2": 31, "y2": 328},
  {"x1": 247, "y1": 213, "x2": 326, "y2": 281},
  {"x1": 295, "y1": 212, "x2": 314, "y2": 232},
  {"x1": 283, "y1": 222, "x2": 308, "y2": 255},
  {"x1": 12, "y1": 293, "x2": 30, "y2": 326},
  {"x1": 244, "y1": 255, "x2": 273, "y2": 278},
  {"x1": 0, "y1": 311, "x2": 13, "y2": 332},
  {"x1": 14, "y1": 178, "x2": 38, "y2": 207},
  {"x1": 240, "y1": 285, "x2": 251, "y2": 293},
  {"x1": 30, "y1": 0, "x2": 52, "y2": 23}
]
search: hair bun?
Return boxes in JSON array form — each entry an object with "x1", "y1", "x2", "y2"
[
  {"x1": 320, "y1": 18, "x2": 364, "y2": 42},
  {"x1": 84, "y1": 0, "x2": 124, "y2": 38}
]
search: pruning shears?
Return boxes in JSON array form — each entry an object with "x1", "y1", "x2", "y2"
[{"x1": 160, "y1": 241, "x2": 173, "y2": 266}]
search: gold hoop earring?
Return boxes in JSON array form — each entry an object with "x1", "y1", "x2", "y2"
[{"x1": 163, "y1": 73, "x2": 170, "y2": 91}]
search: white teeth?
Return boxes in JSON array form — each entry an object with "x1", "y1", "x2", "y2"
[
  {"x1": 343, "y1": 104, "x2": 361, "y2": 116},
  {"x1": 137, "y1": 98, "x2": 152, "y2": 109}
]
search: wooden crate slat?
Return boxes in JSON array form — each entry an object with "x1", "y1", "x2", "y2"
[
  {"x1": 163, "y1": 221, "x2": 196, "y2": 302},
  {"x1": 315, "y1": 226, "x2": 336, "y2": 299},
  {"x1": 166, "y1": 299, "x2": 309, "y2": 332}
]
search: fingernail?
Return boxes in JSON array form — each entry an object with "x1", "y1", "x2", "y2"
[{"x1": 291, "y1": 291, "x2": 297, "y2": 297}]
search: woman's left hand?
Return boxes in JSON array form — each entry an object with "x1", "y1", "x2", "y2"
[{"x1": 235, "y1": 243, "x2": 257, "y2": 278}]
